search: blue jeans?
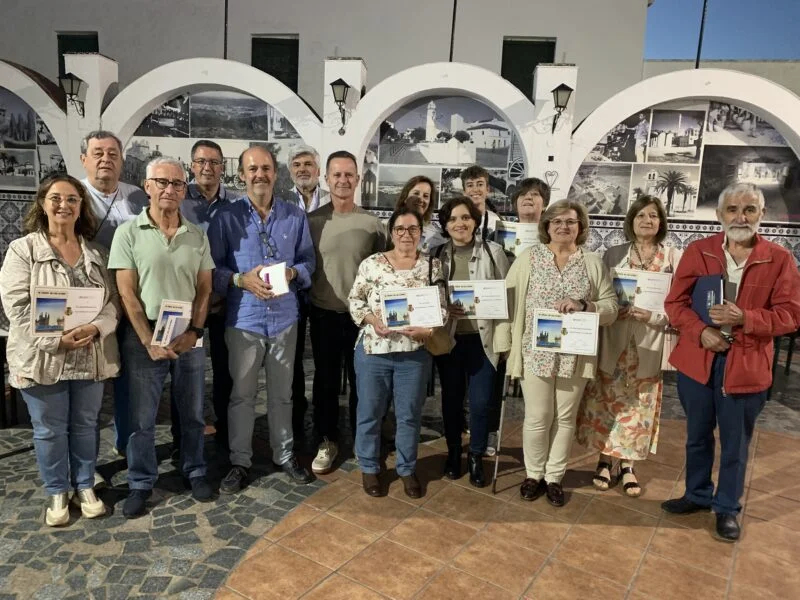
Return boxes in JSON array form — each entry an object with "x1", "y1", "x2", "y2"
[
  {"x1": 435, "y1": 333, "x2": 496, "y2": 454},
  {"x1": 677, "y1": 353, "x2": 766, "y2": 515},
  {"x1": 113, "y1": 318, "x2": 131, "y2": 452},
  {"x1": 123, "y1": 326, "x2": 207, "y2": 490},
  {"x1": 354, "y1": 341, "x2": 431, "y2": 476},
  {"x1": 21, "y1": 380, "x2": 105, "y2": 495}
]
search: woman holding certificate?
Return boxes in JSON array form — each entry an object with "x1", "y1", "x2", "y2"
[
  {"x1": 494, "y1": 199, "x2": 617, "y2": 506},
  {"x1": 348, "y1": 206, "x2": 447, "y2": 498},
  {"x1": 394, "y1": 175, "x2": 444, "y2": 252},
  {"x1": 0, "y1": 175, "x2": 120, "y2": 526},
  {"x1": 431, "y1": 196, "x2": 509, "y2": 486},
  {"x1": 576, "y1": 195, "x2": 681, "y2": 496}
]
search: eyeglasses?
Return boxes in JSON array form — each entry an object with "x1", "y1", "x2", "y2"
[
  {"x1": 192, "y1": 158, "x2": 223, "y2": 167},
  {"x1": 148, "y1": 178, "x2": 187, "y2": 191},
  {"x1": 259, "y1": 232, "x2": 279, "y2": 259},
  {"x1": 550, "y1": 219, "x2": 580, "y2": 228},
  {"x1": 46, "y1": 195, "x2": 81, "y2": 206},
  {"x1": 392, "y1": 226, "x2": 421, "y2": 237}
]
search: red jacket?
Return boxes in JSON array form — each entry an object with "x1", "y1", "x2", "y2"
[{"x1": 664, "y1": 232, "x2": 800, "y2": 393}]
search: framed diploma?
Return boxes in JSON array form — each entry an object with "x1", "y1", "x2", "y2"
[
  {"x1": 380, "y1": 286, "x2": 444, "y2": 330},
  {"x1": 31, "y1": 286, "x2": 104, "y2": 337},
  {"x1": 532, "y1": 309, "x2": 599, "y2": 356},
  {"x1": 151, "y1": 300, "x2": 203, "y2": 348},
  {"x1": 448, "y1": 280, "x2": 508, "y2": 319},
  {"x1": 495, "y1": 221, "x2": 539, "y2": 256},
  {"x1": 613, "y1": 269, "x2": 673, "y2": 313}
]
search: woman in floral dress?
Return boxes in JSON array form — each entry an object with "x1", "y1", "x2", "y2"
[{"x1": 576, "y1": 195, "x2": 682, "y2": 496}]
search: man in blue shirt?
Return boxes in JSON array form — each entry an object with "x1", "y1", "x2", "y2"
[{"x1": 208, "y1": 145, "x2": 316, "y2": 491}]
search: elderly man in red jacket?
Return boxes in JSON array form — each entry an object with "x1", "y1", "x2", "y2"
[{"x1": 662, "y1": 182, "x2": 800, "y2": 542}]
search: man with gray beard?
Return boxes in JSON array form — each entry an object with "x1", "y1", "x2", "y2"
[{"x1": 662, "y1": 182, "x2": 800, "y2": 542}]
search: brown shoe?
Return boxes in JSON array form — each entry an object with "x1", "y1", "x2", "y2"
[
  {"x1": 362, "y1": 473, "x2": 381, "y2": 497},
  {"x1": 400, "y1": 473, "x2": 422, "y2": 499}
]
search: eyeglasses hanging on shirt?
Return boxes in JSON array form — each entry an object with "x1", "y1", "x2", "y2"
[{"x1": 249, "y1": 207, "x2": 279, "y2": 263}]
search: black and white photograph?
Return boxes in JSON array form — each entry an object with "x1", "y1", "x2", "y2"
[
  {"x1": 133, "y1": 95, "x2": 190, "y2": 137},
  {"x1": 189, "y1": 91, "x2": 270, "y2": 139},
  {"x1": 698, "y1": 145, "x2": 800, "y2": 223},
  {"x1": 36, "y1": 116, "x2": 56, "y2": 145},
  {"x1": 361, "y1": 162, "x2": 378, "y2": 208},
  {"x1": 377, "y1": 96, "x2": 516, "y2": 168},
  {"x1": 257, "y1": 140, "x2": 304, "y2": 197},
  {"x1": 630, "y1": 164, "x2": 701, "y2": 218},
  {"x1": 122, "y1": 136, "x2": 193, "y2": 188},
  {"x1": 0, "y1": 87, "x2": 37, "y2": 149},
  {"x1": 376, "y1": 165, "x2": 441, "y2": 210},
  {"x1": 585, "y1": 111, "x2": 651, "y2": 163},
  {"x1": 568, "y1": 163, "x2": 632, "y2": 215},
  {"x1": 267, "y1": 106, "x2": 300, "y2": 140},
  {"x1": 704, "y1": 102, "x2": 788, "y2": 147},
  {"x1": 645, "y1": 109, "x2": 705, "y2": 164},
  {"x1": 37, "y1": 145, "x2": 65, "y2": 180},
  {"x1": 0, "y1": 148, "x2": 37, "y2": 191}
]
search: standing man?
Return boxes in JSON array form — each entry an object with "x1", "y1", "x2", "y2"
[
  {"x1": 109, "y1": 157, "x2": 214, "y2": 518},
  {"x1": 663, "y1": 183, "x2": 800, "y2": 542},
  {"x1": 308, "y1": 150, "x2": 386, "y2": 474},
  {"x1": 208, "y1": 145, "x2": 316, "y2": 493},
  {"x1": 461, "y1": 165, "x2": 502, "y2": 240},
  {"x1": 629, "y1": 113, "x2": 650, "y2": 163}
]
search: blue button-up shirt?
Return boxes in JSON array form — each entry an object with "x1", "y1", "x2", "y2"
[
  {"x1": 181, "y1": 182, "x2": 234, "y2": 231},
  {"x1": 208, "y1": 196, "x2": 315, "y2": 337}
]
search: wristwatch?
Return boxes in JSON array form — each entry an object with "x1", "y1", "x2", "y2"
[{"x1": 187, "y1": 325, "x2": 205, "y2": 338}]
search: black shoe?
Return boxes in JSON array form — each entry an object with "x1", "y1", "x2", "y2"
[
  {"x1": 276, "y1": 456, "x2": 315, "y2": 484},
  {"x1": 545, "y1": 482, "x2": 565, "y2": 507},
  {"x1": 189, "y1": 476, "x2": 214, "y2": 502},
  {"x1": 401, "y1": 473, "x2": 422, "y2": 499},
  {"x1": 467, "y1": 452, "x2": 485, "y2": 488},
  {"x1": 715, "y1": 513, "x2": 740, "y2": 542},
  {"x1": 661, "y1": 496, "x2": 711, "y2": 515},
  {"x1": 443, "y1": 445, "x2": 462, "y2": 480},
  {"x1": 362, "y1": 473, "x2": 381, "y2": 497},
  {"x1": 520, "y1": 478, "x2": 545, "y2": 501},
  {"x1": 123, "y1": 489, "x2": 152, "y2": 519},
  {"x1": 220, "y1": 466, "x2": 249, "y2": 495}
]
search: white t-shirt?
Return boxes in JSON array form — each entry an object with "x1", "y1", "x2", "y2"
[{"x1": 81, "y1": 178, "x2": 149, "y2": 249}]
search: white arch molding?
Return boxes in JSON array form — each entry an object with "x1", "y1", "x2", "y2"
[
  {"x1": 101, "y1": 58, "x2": 323, "y2": 151},
  {"x1": 569, "y1": 68, "x2": 800, "y2": 186}
]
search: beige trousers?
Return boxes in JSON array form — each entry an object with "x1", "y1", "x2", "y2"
[{"x1": 520, "y1": 374, "x2": 589, "y2": 483}]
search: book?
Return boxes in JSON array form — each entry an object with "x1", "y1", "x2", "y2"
[{"x1": 691, "y1": 274, "x2": 724, "y2": 326}]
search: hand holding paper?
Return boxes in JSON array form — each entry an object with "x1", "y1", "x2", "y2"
[{"x1": 259, "y1": 262, "x2": 289, "y2": 297}]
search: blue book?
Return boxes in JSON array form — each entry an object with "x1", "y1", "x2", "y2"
[{"x1": 691, "y1": 274, "x2": 724, "y2": 326}]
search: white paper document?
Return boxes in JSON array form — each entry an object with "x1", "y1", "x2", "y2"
[
  {"x1": 151, "y1": 300, "x2": 202, "y2": 348},
  {"x1": 31, "y1": 286, "x2": 105, "y2": 337},
  {"x1": 495, "y1": 221, "x2": 539, "y2": 256},
  {"x1": 380, "y1": 286, "x2": 444, "y2": 330},
  {"x1": 612, "y1": 269, "x2": 672, "y2": 314},
  {"x1": 448, "y1": 280, "x2": 508, "y2": 320},
  {"x1": 532, "y1": 309, "x2": 599, "y2": 356},
  {"x1": 259, "y1": 262, "x2": 289, "y2": 296}
]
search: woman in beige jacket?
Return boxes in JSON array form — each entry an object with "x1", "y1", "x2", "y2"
[
  {"x1": 0, "y1": 175, "x2": 120, "y2": 526},
  {"x1": 494, "y1": 200, "x2": 618, "y2": 506}
]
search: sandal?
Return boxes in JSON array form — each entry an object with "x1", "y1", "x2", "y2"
[
  {"x1": 619, "y1": 463, "x2": 642, "y2": 498},
  {"x1": 592, "y1": 460, "x2": 613, "y2": 491}
]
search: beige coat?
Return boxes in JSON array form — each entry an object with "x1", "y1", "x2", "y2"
[
  {"x1": 493, "y1": 246, "x2": 618, "y2": 380},
  {"x1": 0, "y1": 232, "x2": 120, "y2": 387}
]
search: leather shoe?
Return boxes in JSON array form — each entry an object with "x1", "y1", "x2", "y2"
[
  {"x1": 545, "y1": 481, "x2": 565, "y2": 507},
  {"x1": 189, "y1": 476, "x2": 214, "y2": 502},
  {"x1": 661, "y1": 496, "x2": 711, "y2": 515},
  {"x1": 123, "y1": 489, "x2": 152, "y2": 519},
  {"x1": 401, "y1": 473, "x2": 423, "y2": 499},
  {"x1": 715, "y1": 513, "x2": 740, "y2": 542},
  {"x1": 467, "y1": 452, "x2": 486, "y2": 488},
  {"x1": 443, "y1": 445, "x2": 462, "y2": 480},
  {"x1": 276, "y1": 456, "x2": 315, "y2": 484},
  {"x1": 362, "y1": 473, "x2": 381, "y2": 497},
  {"x1": 520, "y1": 478, "x2": 545, "y2": 501},
  {"x1": 220, "y1": 466, "x2": 248, "y2": 495}
]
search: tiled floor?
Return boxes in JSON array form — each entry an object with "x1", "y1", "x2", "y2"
[{"x1": 217, "y1": 419, "x2": 800, "y2": 600}]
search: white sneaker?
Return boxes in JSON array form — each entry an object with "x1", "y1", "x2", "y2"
[
  {"x1": 45, "y1": 493, "x2": 70, "y2": 527},
  {"x1": 93, "y1": 471, "x2": 107, "y2": 489},
  {"x1": 312, "y1": 438, "x2": 338, "y2": 474},
  {"x1": 73, "y1": 489, "x2": 106, "y2": 519},
  {"x1": 485, "y1": 432, "x2": 498, "y2": 457}
]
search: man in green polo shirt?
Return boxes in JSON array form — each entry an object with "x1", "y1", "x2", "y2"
[{"x1": 108, "y1": 157, "x2": 215, "y2": 518}]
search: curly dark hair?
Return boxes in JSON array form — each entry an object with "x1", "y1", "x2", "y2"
[
  {"x1": 437, "y1": 196, "x2": 482, "y2": 239},
  {"x1": 394, "y1": 175, "x2": 437, "y2": 223},
  {"x1": 24, "y1": 174, "x2": 98, "y2": 239}
]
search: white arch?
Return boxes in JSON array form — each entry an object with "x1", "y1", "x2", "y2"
[
  {"x1": 101, "y1": 58, "x2": 322, "y2": 150},
  {"x1": 339, "y1": 62, "x2": 537, "y2": 173},
  {"x1": 569, "y1": 68, "x2": 800, "y2": 185}
]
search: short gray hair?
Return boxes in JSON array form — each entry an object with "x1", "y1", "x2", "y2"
[
  {"x1": 718, "y1": 182, "x2": 765, "y2": 210},
  {"x1": 145, "y1": 157, "x2": 186, "y2": 179},
  {"x1": 80, "y1": 130, "x2": 123, "y2": 155},
  {"x1": 288, "y1": 144, "x2": 320, "y2": 167}
]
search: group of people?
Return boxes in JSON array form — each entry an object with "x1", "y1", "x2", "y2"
[{"x1": 1, "y1": 130, "x2": 798, "y2": 545}]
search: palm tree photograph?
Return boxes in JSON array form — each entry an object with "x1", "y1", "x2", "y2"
[{"x1": 630, "y1": 164, "x2": 700, "y2": 218}]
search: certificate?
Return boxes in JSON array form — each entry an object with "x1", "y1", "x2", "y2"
[
  {"x1": 532, "y1": 309, "x2": 599, "y2": 356},
  {"x1": 380, "y1": 286, "x2": 444, "y2": 330},
  {"x1": 613, "y1": 269, "x2": 672, "y2": 313},
  {"x1": 495, "y1": 221, "x2": 539, "y2": 256},
  {"x1": 448, "y1": 280, "x2": 508, "y2": 319},
  {"x1": 31, "y1": 286, "x2": 104, "y2": 337},
  {"x1": 151, "y1": 300, "x2": 203, "y2": 348},
  {"x1": 259, "y1": 262, "x2": 289, "y2": 296}
]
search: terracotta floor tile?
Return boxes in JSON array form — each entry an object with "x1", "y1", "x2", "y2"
[
  {"x1": 301, "y1": 574, "x2": 387, "y2": 600},
  {"x1": 647, "y1": 523, "x2": 734, "y2": 578},
  {"x1": 215, "y1": 587, "x2": 247, "y2": 600},
  {"x1": 744, "y1": 488, "x2": 800, "y2": 531},
  {"x1": 327, "y1": 489, "x2": 416, "y2": 534},
  {"x1": 579, "y1": 462, "x2": 682, "y2": 518},
  {"x1": 304, "y1": 477, "x2": 361, "y2": 510},
  {"x1": 277, "y1": 513, "x2": 378, "y2": 569},
  {"x1": 523, "y1": 559, "x2": 627, "y2": 599},
  {"x1": 451, "y1": 532, "x2": 546, "y2": 595},
  {"x1": 417, "y1": 567, "x2": 515, "y2": 600},
  {"x1": 264, "y1": 504, "x2": 321, "y2": 541},
  {"x1": 339, "y1": 538, "x2": 442, "y2": 600},
  {"x1": 645, "y1": 437, "x2": 688, "y2": 469},
  {"x1": 226, "y1": 544, "x2": 331, "y2": 600},
  {"x1": 385, "y1": 471, "x2": 449, "y2": 506},
  {"x1": 386, "y1": 508, "x2": 478, "y2": 561},
  {"x1": 630, "y1": 553, "x2": 727, "y2": 600},
  {"x1": 507, "y1": 488, "x2": 593, "y2": 524},
  {"x1": 244, "y1": 537, "x2": 272, "y2": 559},
  {"x1": 575, "y1": 498, "x2": 659, "y2": 549},
  {"x1": 422, "y1": 483, "x2": 505, "y2": 529},
  {"x1": 485, "y1": 502, "x2": 571, "y2": 554},
  {"x1": 552, "y1": 527, "x2": 643, "y2": 587},
  {"x1": 728, "y1": 582, "x2": 784, "y2": 600},
  {"x1": 748, "y1": 461, "x2": 800, "y2": 501},
  {"x1": 739, "y1": 515, "x2": 800, "y2": 564},
  {"x1": 733, "y1": 547, "x2": 800, "y2": 598}
]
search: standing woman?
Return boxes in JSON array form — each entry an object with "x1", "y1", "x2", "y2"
[
  {"x1": 432, "y1": 197, "x2": 509, "y2": 486},
  {"x1": 349, "y1": 206, "x2": 447, "y2": 498},
  {"x1": 0, "y1": 175, "x2": 120, "y2": 525},
  {"x1": 494, "y1": 199, "x2": 617, "y2": 506},
  {"x1": 576, "y1": 195, "x2": 681, "y2": 496},
  {"x1": 394, "y1": 175, "x2": 444, "y2": 252}
]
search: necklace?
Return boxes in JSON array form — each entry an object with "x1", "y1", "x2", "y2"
[{"x1": 632, "y1": 243, "x2": 656, "y2": 270}]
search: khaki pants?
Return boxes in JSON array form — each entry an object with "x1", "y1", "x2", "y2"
[{"x1": 520, "y1": 374, "x2": 588, "y2": 483}]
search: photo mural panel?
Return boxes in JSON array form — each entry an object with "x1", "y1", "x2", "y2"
[
  {"x1": 364, "y1": 96, "x2": 526, "y2": 214},
  {"x1": 570, "y1": 99, "x2": 800, "y2": 224}
]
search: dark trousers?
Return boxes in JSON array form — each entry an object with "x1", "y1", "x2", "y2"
[
  {"x1": 487, "y1": 359, "x2": 507, "y2": 433},
  {"x1": 677, "y1": 353, "x2": 766, "y2": 515},
  {"x1": 309, "y1": 305, "x2": 358, "y2": 444},
  {"x1": 291, "y1": 299, "x2": 309, "y2": 438}
]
